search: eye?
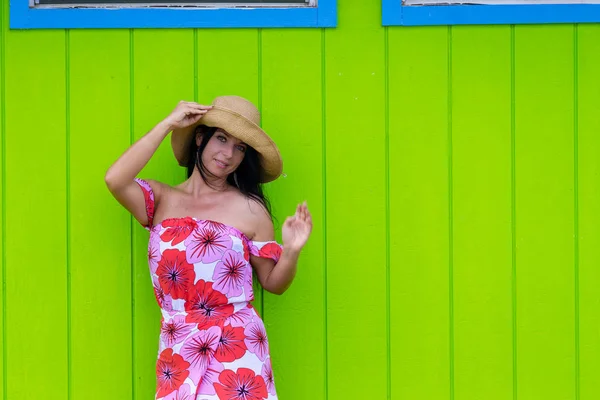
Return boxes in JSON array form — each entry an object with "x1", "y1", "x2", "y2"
[
  {"x1": 217, "y1": 135, "x2": 226, "y2": 142},
  {"x1": 236, "y1": 145, "x2": 247, "y2": 153}
]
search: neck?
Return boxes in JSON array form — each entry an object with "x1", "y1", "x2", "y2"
[{"x1": 186, "y1": 167, "x2": 230, "y2": 196}]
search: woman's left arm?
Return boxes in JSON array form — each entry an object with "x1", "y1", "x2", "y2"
[{"x1": 251, "y1": 202, "x2": 312, "y2": 295}]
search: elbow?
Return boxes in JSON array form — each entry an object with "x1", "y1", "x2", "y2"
[
  {"x1": 104, "y1": 168, "x2": 121, "y2": 192},
  {"x1": 104, "y1": 170, "x2": 114, "y2": 189},
  {"x1": 264, "y1": 284, "x2": 288, "y2": 296}
]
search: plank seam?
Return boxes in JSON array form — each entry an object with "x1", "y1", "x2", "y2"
[
  {"x1": 384, "y1": 25, "x2": 392, "y2": 400},
  {"x1": 0, "y1": 0, "x2": 6, "y2": 397},
  {"x1": 129, "y1": 28, "x2": 136, "y2": 400},
  {"x1": 321, "y1": 27, "x2": 329, "y2": 400},
  {"x1": 194, "y1": 29, "x2": 198, "y2": 104},
  {"x1": 447, "y1": 25, "x2": 455, "y2": 400},
  {"x1": 510, "y1": 24, "x2": 518, "y2": 400},
  {"x1": 573, "y1": 23, "x2": 580, "y2": 400},
  {"x1": 65, "y1": 28, "x2": 72, "y2": 400}
]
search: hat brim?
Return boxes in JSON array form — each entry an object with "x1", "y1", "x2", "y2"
[{"x1": 171, "y1": 106, "x2": 283, "y2": 183}]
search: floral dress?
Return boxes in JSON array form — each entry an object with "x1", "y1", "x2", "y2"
[{"x1": 135, "y1": 179, "x2": 282, "y2": 400}]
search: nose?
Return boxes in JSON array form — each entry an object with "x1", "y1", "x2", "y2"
[{"x1": 222, "y1": 143, "x2": 234, "y2": 158}]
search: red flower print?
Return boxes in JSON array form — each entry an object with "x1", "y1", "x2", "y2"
[
  {"x1": 244, "y1": 321, "x2": 269, "y2": 361},
  {"x1": 258, "y1": 243, "x2": 282, "y2": 263},
  {"x1": 161, "y1": 217, "x2": 196, "y2": 245},
  {"x1": 161, "y1": 316, "x2": 193, "y2": 347},
  {"x1": 243, "y1": 241, "x2": 251, "y2": 262},
  {"x1": 156, "y1": 348, "x2": 190, "y2": 398},
  {"x1": 184, "y1": 280, "x2": 234, "y2": 328},
  {"x1": 180, "y1": 326, "x2": 221, "y2": 372},
  {"x1": 215, "y1": 324, "x2": 247, "y2": 363},
  {"x1": 185, "y1": 227, "x2": 232, "y2": 264},
  {"x1": 213, "y1": 250, "x2": 248, "y2": 297},
  {"x1": 157, "y1": 249, "x2": 195, "y2": 300},
  {"x1": 215, "y1": 368, "x2": 268, "y2": 400},
  {"x1": 261, "y1": 358, "x2": 276, "y2": 396}
]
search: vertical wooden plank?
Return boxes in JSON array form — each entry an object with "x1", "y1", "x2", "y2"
[
  {"x1": 197, "y1": 29, "x2": 259, "y2": 104},
  {"x1": 5, "y1": 29, "x2": 67, "y2": 399},
  {"x1": 196, "y1": 29, "x2": 263, "y2": 313},
  {"x1": 325, "y1": 2, "x2": 387, "y2": 398},
  {"x1": 0, "y1": 1, "x2": 5, "y2": 398},
  {"x1": 451, "y1": 25, "x2": 514, "y2": 400},
  {"x1": 388, "y1": 26, "x2": 450, "y2": 400},
  {"x1": 69, "y1": 29, "x2": 132, "y2": 400},
  {"x1": 578, "y1": 24, "x2": 600, "y2": 400},
  {"x1": 132, "y1": 29, "x2": 196, "y2": 400},
  {"x1": 515, "y1": 25, "x2": 576, "y2": 400},
  {"x1": 261, "y1": 29, "x2": 325, "y2": 400}
]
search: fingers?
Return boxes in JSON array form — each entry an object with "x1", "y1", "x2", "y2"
[
  {"x1": 291, "y1": 201, "x2": 311, "y2": 226},
  {"x1": 283, "y1": 216, "x2": 295, "y2": 228},
  {"x1": 180, "y1": 101, "x2": 213, "y2": 110},
  {"x1": 189, "y1": 113, "x2": 204, "y2": 124}
]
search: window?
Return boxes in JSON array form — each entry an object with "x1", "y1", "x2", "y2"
[
  {"x1": 382, "y1": 0, "x2": 600, "y2": 26},
  {"x1": 11, "y1": 0, "x2": 337, "y2": 29}
]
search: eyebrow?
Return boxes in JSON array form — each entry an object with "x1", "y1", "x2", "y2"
[{"x1": 218, "y1": 130, "x2": 247, "y2": 146}]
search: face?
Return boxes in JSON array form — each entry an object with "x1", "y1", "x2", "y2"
[{"x1": 197, "y1": 129, "x2": 247, "y2": 178}]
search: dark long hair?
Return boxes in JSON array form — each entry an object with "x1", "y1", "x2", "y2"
[{"x1": 187, "y1": 126, "x2": 272, "y2": 219}]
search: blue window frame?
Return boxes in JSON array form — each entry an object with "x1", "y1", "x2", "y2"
[
  {"x1": 10, "y1": 0, "x2": 337, "y2": 29},
  {"x1": 382, "y1": 0, "x2": 600, "y2": 26}
]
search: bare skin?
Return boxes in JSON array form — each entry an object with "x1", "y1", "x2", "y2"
[{"x1": 105, "y1": 101, "x2": 312, "y2": 295}]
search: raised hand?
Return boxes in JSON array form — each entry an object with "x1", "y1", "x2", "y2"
[
  {"x1": 163, "y1": 101, "x2": 213, "y2": 130},
  {"x1": 282, "y1": 201, "x2": 313, "y2": 253}
]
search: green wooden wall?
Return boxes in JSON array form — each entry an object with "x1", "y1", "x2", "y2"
[{"x1": 1, "y1": 0, "x2": 599, "y2": 399}]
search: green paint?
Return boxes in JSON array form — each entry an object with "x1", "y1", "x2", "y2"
[
  {"x1": 577, "y1": 24, "x2": 600, "y2": 400},
  {"x1": 261, "y1": 28, "x2": 325, "y2": 400},
  {"x1": 389, "y1": 26, "x2": 451, "y2": 400},
  {"x1": 325, "y1": 1, "x2": 387, "y2": 398},
  {"x1": 68, "y1": 29, "x2": 132, "y2": 400},
  {"x1": 0, "y1": 1, "x2": 599, "y2": 399},
  {"x1": 4, "y1": 27, "x2": 68, "y2": 399},
  {"x1": 515, "y1": 24, "x2": 576, "y2": 400},
  {"x1": 452, "y1": 25, "x2": 513, "y2": 400},
  {"x1": 0, "y1": 0, "x2": 4, "y2": 398}
]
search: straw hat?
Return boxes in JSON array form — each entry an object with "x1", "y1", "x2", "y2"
[{"x1": 171, "y1": 95, "x2": 283, "y2": 183}]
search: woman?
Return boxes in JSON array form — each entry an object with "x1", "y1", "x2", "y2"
[{"x1": 105, "y1": 96, "x2": 312, "y2": 400}]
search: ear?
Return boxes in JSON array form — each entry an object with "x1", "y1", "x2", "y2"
[{"x1": 194, "y1": 126, "x2": 203, "y2": 146}]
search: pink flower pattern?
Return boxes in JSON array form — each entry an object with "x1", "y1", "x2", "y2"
[
  {"x1": 184, "y1": 226, "x2": 232, "y2": 264},
  {"x1": 135, "y1": 179, "x2": 282, "y2": 400},
  {"x1": 161, "y1": 315, "x2": 193, "y2": 348},
  {"x1": 261, "y1": 358, "x2": 276, "y2": 396},
  {"x1": 213, "y1": 250, "x2": 248, "y2": 297},
  {"x1": 149, "y1": 230, "x2": 161, "y2": 274},
  {"x1": 245, "y1": 321, "x2": 270, "y2": 362},
  {"x1": 198, "y1": 357, "x2": 225, "y2": 395}
]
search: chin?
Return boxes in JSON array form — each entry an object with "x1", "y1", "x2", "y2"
[{"x1": 205, "y1": 166, "x2": 230, "y2": 179}]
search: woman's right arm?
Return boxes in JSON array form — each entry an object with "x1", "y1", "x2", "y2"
[{"x1": 105, "y1": 101, "x2": 211, "y2": 226}]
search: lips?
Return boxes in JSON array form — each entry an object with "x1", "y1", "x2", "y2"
[{"x1": 214, "y1": 159, "x2": 229, "y2": 169}]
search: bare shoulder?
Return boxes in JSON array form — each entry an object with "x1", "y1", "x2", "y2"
[
  {"x1": 237, "y1": 193, "x2": 274, "y2": 241},
  {"x1": 142, "y1": 178, "x2": 170, "y2": 200}
]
